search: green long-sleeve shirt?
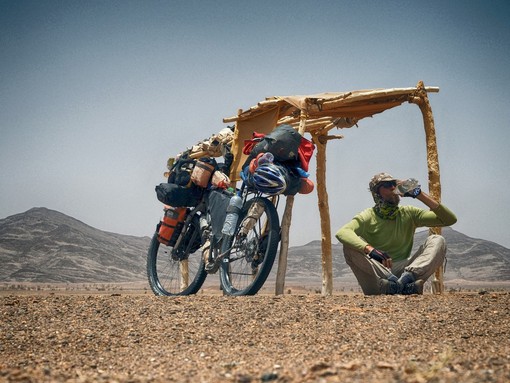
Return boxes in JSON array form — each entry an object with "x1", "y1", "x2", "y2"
[{"x1": 335, "y1": 204, "x2": 457, "y2": 261}]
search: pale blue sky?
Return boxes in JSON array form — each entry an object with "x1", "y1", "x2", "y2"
[{"x1": 1, "y1": 0, "x2": 509, "y2": 248}]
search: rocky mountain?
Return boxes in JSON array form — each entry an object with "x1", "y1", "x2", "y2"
[
  {"x1": 414, "y1": 229, "x2": 510, "y2": 281},
  {"x1": 1, "y1": 207, "x2": 509, "y2": 285},
  {"x1": 0, "y1": 208, "x2": 151, "y2": 283}
]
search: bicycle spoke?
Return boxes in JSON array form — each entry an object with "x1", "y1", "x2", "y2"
[
  {"x1": 147, "y1": 215, "x2": 207, "y2": 296},
  {"x1": 220, "y1": 197, "x2": 280, "y2": 296}
]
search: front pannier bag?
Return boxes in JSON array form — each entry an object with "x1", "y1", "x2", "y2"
[{"x1": 157, "y1": 207, "x2": 187, "y2": 246}]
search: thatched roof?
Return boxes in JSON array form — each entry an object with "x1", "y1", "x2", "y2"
[{"x1": 224, "y1": 85, "x2": 439, "y2": 135}]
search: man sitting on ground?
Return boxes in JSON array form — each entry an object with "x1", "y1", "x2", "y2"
[{"x1": 336, "y1": 172, "x2": 457, "y2": 295}]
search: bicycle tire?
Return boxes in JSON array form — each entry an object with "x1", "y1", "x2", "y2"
[
  {"x1": 220, "y1": 197, "x2": 280, "y2": 296},
  {"x1": 147, "y1": 215, "x2": 207, "y2": 296}
]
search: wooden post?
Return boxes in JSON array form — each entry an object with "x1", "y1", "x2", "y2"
[
  {"x1": 275, "y1": 112, "x2": 307, "y2": 295},
  {"x1": 314, "y1": 134, "x2": 333, "y2": 296},
  {"x1": 411, "y1": 80, "x2": 443, "y2": 294},
  {"x1": 275, "y1": 195, "x2": 294, "y2": 295},
  {"x1": 180, "y1": 259, "x2": 189, "y2": 291}
]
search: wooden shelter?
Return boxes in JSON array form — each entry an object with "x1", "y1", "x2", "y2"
[{"x1": 223, "y1": 81, "x2": 445, "y2": 295}]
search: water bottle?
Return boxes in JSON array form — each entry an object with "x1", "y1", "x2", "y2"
[
  {"x1": 395, "y1": 178, "x2": 420, "y2": 196},
  {"x1": 221, "y1": 194, "x2": 243, "y2": 236}
]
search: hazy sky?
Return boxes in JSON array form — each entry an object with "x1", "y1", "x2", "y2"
[{"x1": 1, "y1": 0, "x2": 509, "y2": 249}]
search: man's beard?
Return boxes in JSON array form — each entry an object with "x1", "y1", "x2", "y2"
[{"x1": 384, "y1": 193, "x2": 400, "y2": 206}]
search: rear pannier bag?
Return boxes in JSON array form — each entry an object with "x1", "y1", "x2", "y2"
[
  {"x1": 155, "y1": 183, "x2": 202, "y2": 207},
  {"x1": 157, "y1": 207, "x2": 187, "y2": 246},
  {"x1": 191, "y1": 157, "x2": 217, "y2": 188}
]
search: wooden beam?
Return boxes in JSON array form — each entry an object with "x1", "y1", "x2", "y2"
[
  {"x1": 278, "y1": 117, "x2": 334, "y2": 131},
  {"x1": 313, "y1": 133, "x2": 333, "y2": 296},
  {"x1": 411, "y1": 80, "x2": 444, "y2": 294},
  {"x1": 321, "y1": 86, "x2": 439, "y2": 109},
  {"x1": 275, "y1": 111, "x2": 308, "y2": 295},
  {"x1": 275, "y1": 195, "x2": 294, "y2": 295},
  {"x1": 317, "y1": 134, "x2": 344, "y2": 145},
  {"x1": 257, "y1": 99, "x2": 281, "y2": 107},
  {"x1": 180, "y1": 259, "x2": 189, "y2": 291},
  {"x1": 298, "y1": 111, "x2": 308, "y2": 135}
]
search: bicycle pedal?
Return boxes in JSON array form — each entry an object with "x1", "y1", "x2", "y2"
[{"x1": 205, "y1": 261, "x2": 220, "y2": 274}]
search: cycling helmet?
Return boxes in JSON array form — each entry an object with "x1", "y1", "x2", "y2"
[{"x1": 252, "y1": 163, "x2": 287, "y2": 195}]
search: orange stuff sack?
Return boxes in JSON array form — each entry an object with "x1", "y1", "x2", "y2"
[
  {"x1": 298, "y1": 178, "x2": 315, "y2": 194},
  {"x1": 157, "y1": 207, "x2": 187, "y2": 246}
]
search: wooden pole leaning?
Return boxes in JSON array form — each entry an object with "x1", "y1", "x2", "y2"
[
  {"x1": 180, "y1": 259, "x2": 189, "y2": 291},
  {"x1": 275, "y1": 111, "x2": 307, "y2": 295},
  {"x1": 275, "y1": 196, "x2": 293, "y2": 295},
  {"x1": 314, "y1": 133, "x2": 333, "y2": 296},
  {"x1": 411, "y1": 80, "x2": 444, "y2": 294}
]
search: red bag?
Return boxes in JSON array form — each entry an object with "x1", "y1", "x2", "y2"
[
  {"x1": 243, "y1": 127, "x2": 315, "y2": 171},
  {"x1": 157, "y1": 207, "x2": 187, "y2": 246},
  {"x1": 243, "y1": 132, "x2": 266, "y2": 155},
  {"x1": 298, "y1": 136, "x2": 315, "y2": 172}
]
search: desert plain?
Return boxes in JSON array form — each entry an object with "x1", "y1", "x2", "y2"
[{"x1": 1, "y1": 285, "x2": 509, "y2": 383}]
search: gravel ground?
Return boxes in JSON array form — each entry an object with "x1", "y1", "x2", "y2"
[{"x1": 1, "y1": 291, "x2": 509, "y2": 383}]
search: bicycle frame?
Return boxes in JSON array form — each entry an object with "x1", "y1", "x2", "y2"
[
  {"x1": 147, "y1": 178, "x2": 281, "y2": 296},
  {"x1": 170, "y1": 197, "x2": 207, "y2": 260}
]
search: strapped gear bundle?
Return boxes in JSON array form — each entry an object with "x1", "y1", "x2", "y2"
[{"x1": 241, "y1": 124, "x2": 315, "y2": 196}]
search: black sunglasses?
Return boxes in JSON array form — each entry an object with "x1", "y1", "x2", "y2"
[{"x1": 379, "y1": 180, "x2": 397, "y2": 189}]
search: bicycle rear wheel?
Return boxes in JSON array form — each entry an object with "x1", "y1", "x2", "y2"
[
  {"x1": 220, "y1": 197, "x2": 280, "y2": 296},
  {"x1": 147, "y1": 215, "x2": 207, "y2": 296}
]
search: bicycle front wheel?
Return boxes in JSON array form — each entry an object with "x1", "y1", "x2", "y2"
[
  {"x1": 220, "y1": 197, "x2": 280, "y2": 296},
  {"x1": 147, "y1": 215, "x2": 207, "y2": 296}
]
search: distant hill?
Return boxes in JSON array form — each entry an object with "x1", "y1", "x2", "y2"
[
  {"x1": 1, "y1": 208, "x2": 509, "y2": 286},
  {"x1": 414, "y1": 229, "x2": 510, "y2": 282},
  {"x1": 0, "y1": 207, "x2": 150, "y2": 283}
]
